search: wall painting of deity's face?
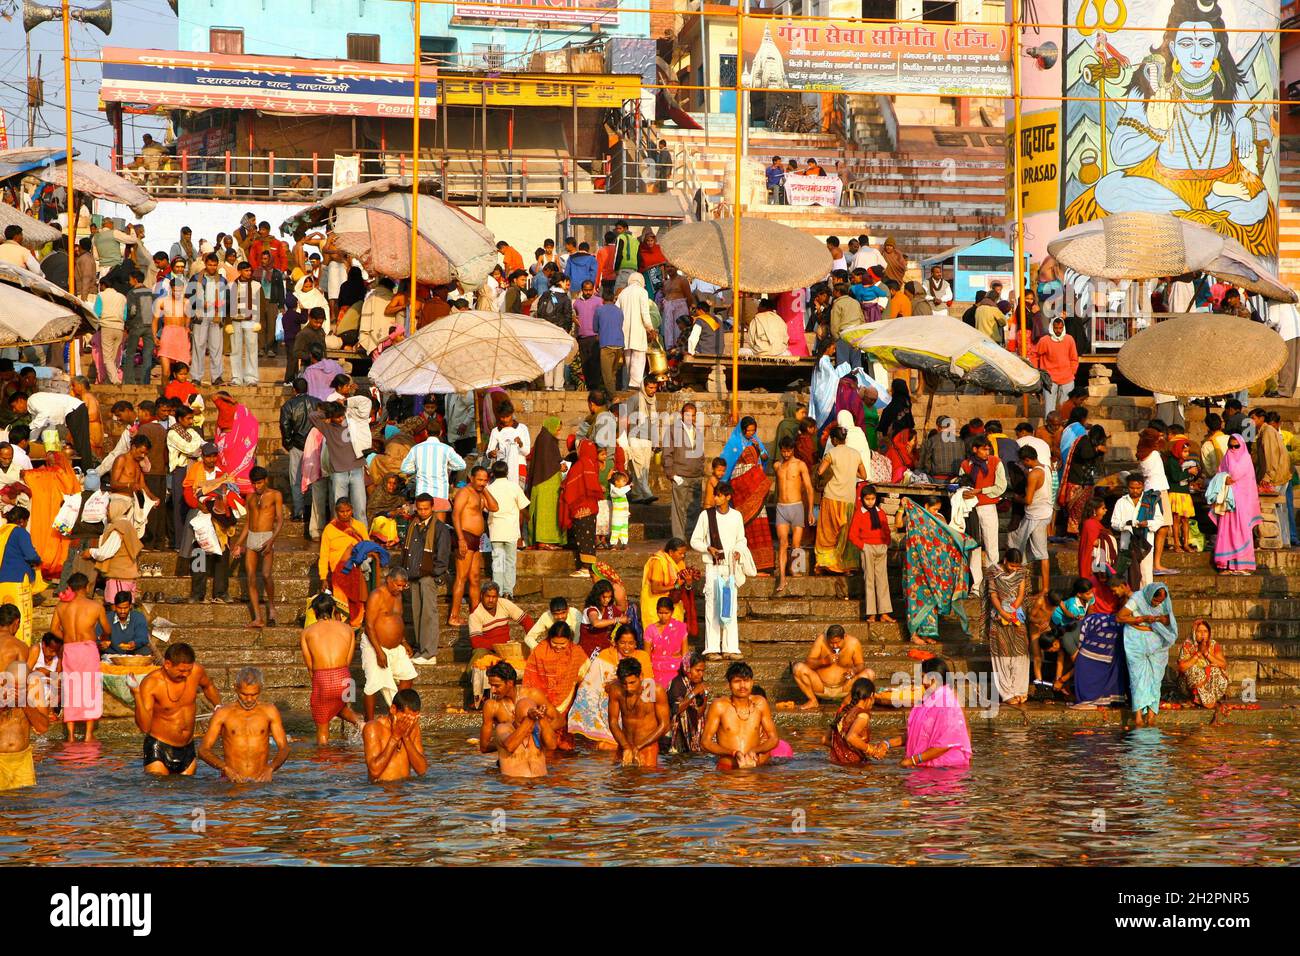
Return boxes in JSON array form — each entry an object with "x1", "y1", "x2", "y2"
[{"x1": 1172, "y1": 21, "x2": 1218, "y2": 84}]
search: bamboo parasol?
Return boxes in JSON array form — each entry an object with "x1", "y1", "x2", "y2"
[
  {"x1": 658, "y1": 217, "x2": 831, "y2": 293},
  {"x1": 1117, "y1": 313, "x2": 1285, "y2": 396}
]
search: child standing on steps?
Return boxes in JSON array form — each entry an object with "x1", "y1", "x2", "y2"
[
  {"x1": 609, "y1": 471, "x2": 631, "y2": 550},
  {"x1": 486, "y1": 460, "x2": 530, "y2": 598}
]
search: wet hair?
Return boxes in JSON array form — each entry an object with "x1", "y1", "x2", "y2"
[
  {"x1": 616, "y1": 657, "x2": 642, "y2": 680},
  {"x1": 849, "y1": 677, "x2": 876, "y2": 703},
  {"x1": 486, "y1": 660, "x2": 517, "y2": 683},
  {"x1": 67, "y1": 572, "x2": 89, "y2": 591},
  {"x1": 725, "y1": 661, "x2": 753, "y2": 681},
  {"x1": 825, "y1": 624, "x2": 846, "y2": 639},
  {"x1": 920, "y1": 657, "x2": 948, "y2": 679},
  {"x1": 385, "y1": 566, "x2": 410, "y2": 584},
  {"x1": 235, "y1": 666, "x2": 263, "y2": 689},
  {"x1": 392, "y1": 688, "x2": 422, "y2": 712},
  {"x1": 311, "y1": 592, "x2": 339, "y2": 619},
  {"x1": 165, "y1": 642, "x2": 196, "y2": 664}
]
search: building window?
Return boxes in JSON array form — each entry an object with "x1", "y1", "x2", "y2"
[
  {"x1": 347, "y1": 34, "x2": 381, "y2": 62},
  {"x1": 210, "y1": 28, "x2": 244, "y2": 55},
  {"x1": 922, "y1": 1, "x2": 958, "y2": 22},
  {"x1": 473, "y1": 43, "x2": 506, "y2": 71},
  {"x1": 861, "y1": 0, "x2": 893, "y2": 19}
]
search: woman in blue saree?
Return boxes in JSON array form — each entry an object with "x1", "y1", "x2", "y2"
[
  {"x1": 1071, "y1": 611, "x2": 1130, "y2": 709},
  {"x1": 1116, "y1": 582, "x2": 1177, "y2": 725}
]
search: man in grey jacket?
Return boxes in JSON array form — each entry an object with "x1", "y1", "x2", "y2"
[
  {"x1": 661, "y1": 402, "x2": 706, "y2": 539},
  {"x1": 403, "y1": 493, "x2": 452, "y2": 664}
]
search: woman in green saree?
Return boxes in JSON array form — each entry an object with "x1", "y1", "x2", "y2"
[{"x1": 526, "y1": 416, "x2": 566, "y2": 549}]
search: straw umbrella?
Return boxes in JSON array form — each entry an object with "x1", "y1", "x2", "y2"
[
  {"x1": 658, "y1": 216, "x2": 831, "y2": 292},
  {"x1": 1117, "y1": 314, "x2": 1285, "y2": 396},
  {"x1": 1047, "y1": 210, "x2": 1295, "y2": 302}
]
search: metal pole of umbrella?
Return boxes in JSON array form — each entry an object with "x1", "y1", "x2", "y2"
[
  {"x1": 61, "y1": 3, "x2": 76, "y2": 328},
  {"x1": 729, "y1": 1, "x2": 745, "y2": 425},
  {"x1": 409, "y1": 0, "x2": 422, "y2": 337},
  {"x1": 1012, "y1": 10, "x2": 1029, "y2": 419}
]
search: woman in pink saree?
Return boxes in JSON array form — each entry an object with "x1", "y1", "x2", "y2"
[
  {"x1": 886, "y1": 657, "x2": 972, "y2": 768},
  {"x1": 776, "y1": 290, "x2": 810, "y2": 357},
  {"x1": 1209, "y1": 436, "x2": 1262, "y2": 574},
  {"x1": 213, "y1": 392, "x2": 258, "y2": 494}
]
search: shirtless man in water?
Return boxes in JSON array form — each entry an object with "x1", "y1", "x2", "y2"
[
  {"x1": 230, "y1": 466, "x2": 285, "y2": 628},
  {"x1": 608, "y1": 657, "x2": 670, "y2": 767},
  {"x1": 703, "y1": 661, "x2": 779, "y2": 770},
  {"x1": 362, "y1": 571, "x2": 416, "y2": 720},
  {"x1": 301, "y1": 593, "x2": 364, "y2": 744},
  {"x1": 791, "y1": 624, "x2": 876, "y2": 711},
  {"x1": 51, "y1": 573, "x2": 111, "y2": 742},
  {"x1": 133, "y1": 642, "x2": 221, "y2": 775},
  {"x1": 197, "y1": 666, "x2": 289, "y2": 782},
  {"x1": 479, "y1": 660, "x2": 556, "y2": 778},
  {"x1": 773, "y1": 435, "x2": 814, "y2": 594},
  {"x1": 449, "y1": 465, "x2": 497, "y2": 626},
  {"x1": 363, "y1": 687, "x2": 427, "y2": 783},
  {"x1": 0, "y1": 660, "x2": 53, "y2": 791}
]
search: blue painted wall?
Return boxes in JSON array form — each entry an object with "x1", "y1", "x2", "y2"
[{"x1": 176, "y1": 0, "x2": 650, "y2": 67}]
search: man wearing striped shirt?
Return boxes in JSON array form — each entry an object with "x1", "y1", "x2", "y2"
[{"x1": 400, "y1": 421, "x2": 467, "y2": 514}]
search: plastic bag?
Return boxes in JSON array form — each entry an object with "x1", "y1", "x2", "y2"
[
  {"x1": 190, "y1": 511, "x2": 223, "y2": 555},
  {"x1": 715, "y1": 572, "x2": 737, "y2": 624},
  {"x1": 80, "y1": 490, "x2": 111, "y2": 525},
  {"x1": 52, "y1": 494, "x2": 82, "y2": 536}
]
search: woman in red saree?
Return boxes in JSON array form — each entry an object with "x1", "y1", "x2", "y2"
[
  {"x1": 212, "y1": 392, "x2": 258, "y2": 494},
  {"x1": 1077, "y1": 496, "x2": 1121, "y2": 612},
  {"x1": 560, "y1": 440, "x2": 604, "y2": 576},
  {"x1": 730, "y1": 443, "x2": 775, "y2": 573},
  {"x1": 885, "y1": 428, "x2": 915, "y2": 482}
]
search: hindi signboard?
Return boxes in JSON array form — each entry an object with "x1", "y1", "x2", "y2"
[
  {"x1": 742, "y1": 19, "x2": 1011, "y2": 97},
  {"x1": 783, "y1": 173, "x2": 842, "y2": 207},
  {"x1": 453, "y1": 0, "x2": 618, "y2": 24},
  {"x1": 100, "y1": 47, "x2": 436, "y2": 119}
]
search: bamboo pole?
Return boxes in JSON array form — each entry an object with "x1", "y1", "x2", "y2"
[
  {"x1": 730, "y1": 1, "x2": 744, "y2": 424},
  {"x1": 1012, "y1": 5, "x2": 1028, "y2": 419},
  {"x1": 410, "y1": 0, "x2": 422, "y2": 336},
  {"x1": 62, "y1": 3, "x2": 76, "y2": 323}
]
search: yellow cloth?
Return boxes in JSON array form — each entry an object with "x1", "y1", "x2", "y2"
[
  {"x1": 640, "y1": 551, "x2": 686, "y2": 627},
  {"x1": 0, "y1": 747, "x2": 35, "y2": 790},
  {"x1": 0, "y1": 580, "x2": 33, "y2": 645},
  {"x1": 318, "y1": 518, "x2": 368, "y2": 581}
]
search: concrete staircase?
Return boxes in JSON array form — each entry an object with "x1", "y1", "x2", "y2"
[
  {"x1": 1278, "y1": 152, "x2": 1300, "y2": 293},
  {"x1": 658, "y1": 124, "x2": 1006, "y2": 267}
]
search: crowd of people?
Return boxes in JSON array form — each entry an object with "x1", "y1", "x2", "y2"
[{"x1": 0, "y1": 211, "x2": 1276, "y2": 793}]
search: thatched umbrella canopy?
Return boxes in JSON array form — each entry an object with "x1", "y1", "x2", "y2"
[
  {"x1": 658, "y1": 217, "x2": 831, "y2": 293},
  {"x1": 1117, "y1": 314, "x2": 1285, "y2": 396}
]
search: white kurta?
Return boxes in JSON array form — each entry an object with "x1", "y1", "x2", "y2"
[
  {"x1": 486, "y1": 424, "x2": 531, "y2": 486},
  {"x1": 690, "y1": 506, "x2": 757, "y2": 655}
]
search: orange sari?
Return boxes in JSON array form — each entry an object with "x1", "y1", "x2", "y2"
[{"x1": 23, "y1": 452, "x2": 81, "y2": 577}]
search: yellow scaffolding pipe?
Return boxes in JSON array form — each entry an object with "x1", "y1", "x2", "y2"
[
  {"x1": 62, "y1": 1, "x2": 76, "y2": 312},
  {"x1": 731, "y1": 0, "x2": 744, "y2": 423},
  {"x1": 410, "y1": 0, "x2": 422, "y2": 335}
]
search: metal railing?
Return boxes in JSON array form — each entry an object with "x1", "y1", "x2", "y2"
[{"x1": 111, "y1": 149, "x2": 613, "y2": 204}]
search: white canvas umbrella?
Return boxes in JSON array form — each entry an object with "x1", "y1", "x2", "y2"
[
  {"x1": 0, "y1": 262, "x2": 97, "y2": 345},
  {"x1": 369, "y1": 311, "x2": 577, "y2": 394}
]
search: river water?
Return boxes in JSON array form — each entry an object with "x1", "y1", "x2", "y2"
[{"x1": 1, "y1": 724, "x2": 1295, "y2": 866}]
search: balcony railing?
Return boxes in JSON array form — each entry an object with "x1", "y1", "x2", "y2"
[{"x1": 111, "y1": 149, "x2": 615, "y2": 205}]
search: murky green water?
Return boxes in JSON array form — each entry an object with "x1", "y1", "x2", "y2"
[{"x1": 1, "y1": 725, "x2": 1295, "y2": 865}]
